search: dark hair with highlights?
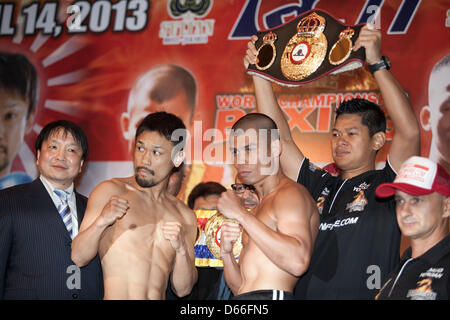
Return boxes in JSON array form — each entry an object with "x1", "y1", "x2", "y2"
[
  {"x1": 0, "y1": 52, "x2": 39, "y2": 118},
  {"x1": 187, "y1": 182, "x2": 227, "y2": 210},
  {"x1": 135, "y1": 111, "x2": 186, "y2": 149},
  {"x1": 336, "y1": 98, "x2": 386, "y2": 137},
  {"x1": 35, "y1": 120, "x2": 89, "y2": 161}
]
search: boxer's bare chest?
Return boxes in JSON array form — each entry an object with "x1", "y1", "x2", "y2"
[
  {"x1": 99, "y1": 190, "x2": 182, "y2": 257},
  {"x1": 242, "y1": 196, "x2": 277, "y2": 246}
]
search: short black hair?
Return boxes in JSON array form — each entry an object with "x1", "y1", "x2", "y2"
[
  {"x1": 0, "y1": 52, "x2": 39, "y2": 117},
  {"x1": 187, "y1": 182, "x2": 227, "y2": 210},
  {"x1": 135, "y1": 111, "x2": 186, "y2": 149},
  {"x1": 231, "y1": 112, "x2": 280, "y2": 141},
  {"x1": 336, "y1": 98, "x2": 386, "y2": 136},
  {"x1": 35, "y1": 120, "x2": 89, "y2": 161}
]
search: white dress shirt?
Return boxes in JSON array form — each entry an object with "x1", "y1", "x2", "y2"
[{"x1": 39, "y1": 175, "x2": 79, "y2": 238}]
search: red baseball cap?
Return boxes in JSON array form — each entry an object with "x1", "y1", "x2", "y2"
[{"x1": 376, "y1": 156, "x2": 450, "y2": 198}]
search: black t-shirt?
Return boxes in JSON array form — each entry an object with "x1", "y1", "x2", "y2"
[
  {"x1": 376, "y1": 235, "x2": 450, "y2": 300},
  {"x1": 295, "y1": 158, "x2": 401, "y2": 299}
]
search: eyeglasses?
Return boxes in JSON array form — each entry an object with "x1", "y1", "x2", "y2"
[{"x1": 231, "y1": 183, "x2": 256, "y2": 194}]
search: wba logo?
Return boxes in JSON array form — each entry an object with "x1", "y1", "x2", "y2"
[{"x1": 159, "y1": 0, "x2": 215, "y2": 45}]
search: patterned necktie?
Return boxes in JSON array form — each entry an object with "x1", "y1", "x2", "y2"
[{"x1": 54, "y1": 189, "x2": 73, "y2": 239}]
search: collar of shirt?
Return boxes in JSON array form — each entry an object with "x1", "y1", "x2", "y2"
[
  {"x1": 39, "y1": 175, "x2": 79, "y2": 231},
  {"x1": 39, "y1": 175, "x2": 75, "y2": 204},
  {"x1": 401, "y1": 234, "x2": 450, "y2": 266}
]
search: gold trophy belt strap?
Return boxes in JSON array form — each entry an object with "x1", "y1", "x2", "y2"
[
  {"x1": 247, "y1": 9, "x2": 365, "y2": 86},
  {"x1": 204, "y1": 212, "x2": 242, "y2": 260}
]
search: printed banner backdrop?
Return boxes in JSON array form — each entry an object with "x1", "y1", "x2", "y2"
[{"x1": 1, "y1": 0, "x2": 449, "y2": 204}]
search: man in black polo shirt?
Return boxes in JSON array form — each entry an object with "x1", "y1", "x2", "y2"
[
  {"x1": 244, "y1": 24, "x2": 420, "y2": 299},
  {"x1": 375, "y1": 156, "x2": 450, "y2": 300}
]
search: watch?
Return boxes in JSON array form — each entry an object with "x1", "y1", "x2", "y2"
[{"x1": 369, "y1": 56, "x2": 391, "y2": 74}]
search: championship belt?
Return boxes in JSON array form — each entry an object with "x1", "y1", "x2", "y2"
[
  {"x1": 193, "y1": 209, "x2": 220, "y2": 267},
  {"x1": 193, "y1": 209, "x2": 242, "y2": 267},
  {"x1": 247, "y1": 9, "x2": 365, "y2": 86},
  {"x1": 204, "y1": 212, "x2": 242, "y2": 261}
]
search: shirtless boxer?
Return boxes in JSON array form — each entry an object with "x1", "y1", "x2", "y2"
[
  {"x1": 71, "y1": 112, "x2": 197, "y2": 299},
  {"x1": 218, "y1": 113, "x2": 319, "y2": 300}
]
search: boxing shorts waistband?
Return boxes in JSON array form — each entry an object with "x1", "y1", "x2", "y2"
[{"x1": 231, "y1": 289, "x2": 294, "y2": 300}]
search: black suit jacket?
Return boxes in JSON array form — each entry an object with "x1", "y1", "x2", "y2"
[{"x1": 0, "y1": 179, "x2": 104, "y2": 299}]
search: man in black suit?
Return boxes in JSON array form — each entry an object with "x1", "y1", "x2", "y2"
[{"x1": 0, "y1": 120, "x2": 103, "y2": 299}]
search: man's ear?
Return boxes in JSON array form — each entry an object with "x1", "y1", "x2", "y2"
[
  {"x1": 120, "y1": 112, "x2": 131, "y2": 140},
  {"x1": 79, "y1": 159, "x2": 85, "y2": 173},
  {"x1": 371, "y1": 132, "x2": 386, "y2": 151},
  {"x1": 172, "y1": 150, "x2": 185, "y2": 168},
  {"x1": 420, "y1": 106, "x2": 431, "y2": 131},
  {"x1": 442, "y1": 197, "x2": 450, "y2": 219}
]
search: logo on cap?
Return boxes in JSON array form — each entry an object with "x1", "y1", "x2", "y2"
[{"x1": 376, "y1": 156, "x2": 450, "y2": 198}]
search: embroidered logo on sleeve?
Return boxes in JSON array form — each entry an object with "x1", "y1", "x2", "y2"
[{"x1": 316, "y1": 187, "x2": 330, "y2": 215}]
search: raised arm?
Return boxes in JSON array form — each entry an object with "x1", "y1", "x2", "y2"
[
  {"x1": 71, "y1": 181, "x2": 129, "y2": 267},
  {"x1": 353, "y1": 24, "x2": 420, "y2": 171},
  {"x1": 245, "y1": 37, "x2": 305, "y2": 180}
]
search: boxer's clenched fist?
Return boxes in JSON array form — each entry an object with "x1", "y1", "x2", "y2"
[
  {"x1": 162, "y1": 221, "x2": 185, "y2": 253},
  {"x1": 220, "y1": 221, "x2": 241, "y2": 257},
  {"x1": 244, "y1": 35, "x2": 258, "y2": 69},
  {"x1": 97, "y1": 196, "x2": 129, "y2": 228}
]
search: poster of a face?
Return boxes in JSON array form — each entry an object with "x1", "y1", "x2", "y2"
[
  {"x1": 1, "y1": 0, "x2": 449, "y2": 199},
  {"x1": 420, "y1": 54, "x2": 450, "y2": 173}
]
